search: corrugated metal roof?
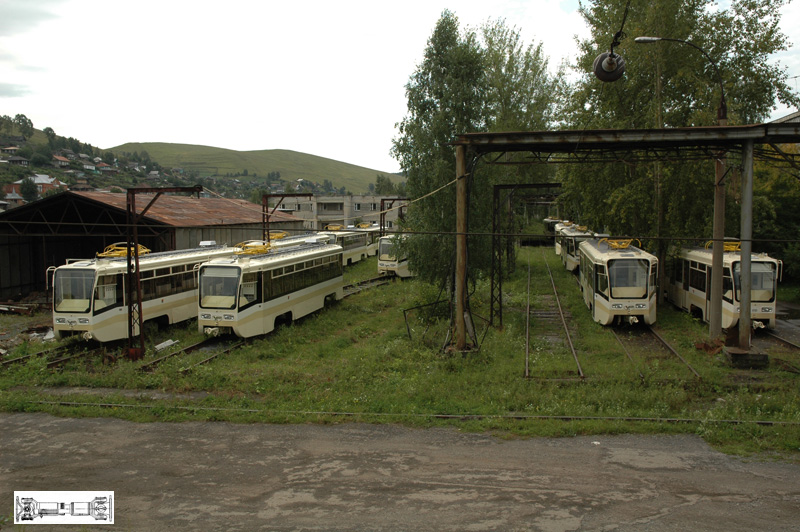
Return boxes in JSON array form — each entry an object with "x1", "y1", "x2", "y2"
[
  {"x1": 770, "y1": 110, "x2": 800, "y2": 124},
  {"x1": 74, "y1": 191, "x2": 300, "y2": 227}
]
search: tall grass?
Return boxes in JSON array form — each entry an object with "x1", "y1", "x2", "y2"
[{"x1": 1, "y1": 252, "x2": 799, "y2": 457}]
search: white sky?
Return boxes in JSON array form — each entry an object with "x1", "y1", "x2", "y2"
[{"x1": 1, "y1": 0, "x2": 798, "y2": 174}]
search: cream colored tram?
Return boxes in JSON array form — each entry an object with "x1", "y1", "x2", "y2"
[
  {"x1": 198, "y1": 236, "x2": 344, "y2": 338},
  {"x1": 578, "y1": 238, "x2": 659, "y2": 326},
  {"x1": 559, "y1": 224, "x2": 594, "y2": 272},
  {"x1": 377, "y1": 234, "x2": 412, "y2": 278},
  {"x1": 666, "y1": 241, "x2": 781, "y2": 329},
  {"x1": 50, "y1": 243, "x2": 238, "y2": 342}
]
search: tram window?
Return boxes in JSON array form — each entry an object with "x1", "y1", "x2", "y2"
[
  {"x1": 239, "y1": 272, "x2": 261, "y2": 309},
  {"x1": 733, "y1": 262, "x2": 776, "y2": 303},
  {"x1": 596, "y1": 265, "x2": 609, "y2": 299},
  {"x1": 94, "y1": 274, "x2": 123, "y2": 314},
  {"x1": 54, "y1": 269, "x2": 94, "y2": 313},
  {"x1": 689, "y1": 265, "x2": 707, "y2": 292},
  {"x1": 608, "y1": 260, "x2": 648, "y2": 299},
  {"x1": 722, "y1": 274, "x2": 733, "y2": 303}
]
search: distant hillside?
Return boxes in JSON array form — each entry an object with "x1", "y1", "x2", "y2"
[{"x1": 110, "y1": 142, "x2": 401, "y2": 193}]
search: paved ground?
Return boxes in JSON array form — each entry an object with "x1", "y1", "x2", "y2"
[{"x1": 1, "y1": 413, "x2": 799, "y2": 531}]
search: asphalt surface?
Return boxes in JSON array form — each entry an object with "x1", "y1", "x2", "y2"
[{"x1": 1, "y1": 413, "x2": 799, "y2": 531}]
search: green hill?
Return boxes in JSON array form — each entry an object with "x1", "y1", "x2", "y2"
[{"x1": 110, "y1": 142, "x2": 401, "y2": 193}]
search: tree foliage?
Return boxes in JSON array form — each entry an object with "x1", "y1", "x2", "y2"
[
  {"x1": 20, "y1": 177, "x2": 38, "y2": 203},
  {"x1": 558, "y1": 0, "x2": 799, "y2": 256},
  {"x1": 13, "y1": 114, "x2": 34, "y2": 140},
  {"x1": 393, "y1": 11, "x2": 564, "y2": 283}
]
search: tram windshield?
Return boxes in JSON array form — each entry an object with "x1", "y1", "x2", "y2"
[
  {"x1": 54, "y1": 269, "x2": 95, "y2": 313},
  {"x1": 379, "y1": 239, "x2": 397, "y2": 261},
  {"x1": 199, "y1": 265, "x2": 241, "y2": 309},
  {"x1": 607, "y1": 259, "x2": 649, "y2": 299},
  {"x1": 733, "y1": 262, "x2": 776, "y2": 302}
]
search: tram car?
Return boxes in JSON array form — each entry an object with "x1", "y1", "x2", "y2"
[
  {"x1": 553, "y1": 221, "x2": 571, "y2": 256},
  {"x1": 49, "y1": 243, "x2": 238, "y2": 342},
  {"x1": 377, "y1": 234, "x2": 412, "y2": 278},
  {"x1": 666, "y1": 241, "x2": 782, "y2": 329},
  {"x1": 197, "y1": 235, "x2": 344, "y2": 338},
  {"x1": 320, "y1": 226, "x2": 374, "y2": 265},
  {"x1": 558, "y1": 224, "x2": 594, "y2": 272},
  {"x1": 578, "y1": 238, "x2": 659, "y2": 326}
]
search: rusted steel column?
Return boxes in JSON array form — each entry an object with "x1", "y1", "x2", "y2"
[
  {"x1": 455, "y1": 145, "x2": 467, "y2": 350},
  {"x1": 738, "y1": 139, "x2": 754, "y2": 349},
  {"x1": 709, "y1": 122, "x2": 727, "y2": 340}
]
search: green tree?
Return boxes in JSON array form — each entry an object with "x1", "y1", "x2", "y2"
[
  {"x1": 374, "y1": 174, "x2": 397, "y2": 195},
  {"x1": 392, "y1": 13, "x2": 564, "y2": 283},
  {"x1": 558, "y1": 0, "x2": 799, "y2": 249},
  {"x1": 392, "y1": 10, "x2": 486, "y2": 284},
  {"x1": 43, "y1": 127, "x2": 56, "y2": 148},
  {"x1": 13, "y1": 114, "x2": 34, "y2": 140},
  {"x1": 20, "y1": 177, "x2": 38, "y2": 202},
  {"x1": 0, "y1": 115, "x2": 12, "y2": 136}
]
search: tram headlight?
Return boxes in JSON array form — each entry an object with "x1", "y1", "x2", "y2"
[
  {"x1": 78, "y1": 318, "x2": 90, "y2": 324},
  {"x1": 200, "y1": 313, "x2": 211, "y2": 320},
  {"x1": 55, "y1": 318, "x2": 66, "y2": 324},
  {"x1": 611, "y1": 304, "x2": 623, "y2": 309},
  {"x1": 223, "y1": 314, "x2": 234, "y2": 321},
  {"x1": 635, "y1": 304, "x2": 646, "y2": 309},
  {"x1": 761, "y1": 307, "x2": 773, "y2": 313}
]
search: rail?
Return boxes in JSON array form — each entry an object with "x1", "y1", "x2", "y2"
[{"x1": 542, "y1": 251, "x2": 584, "y2": 378}]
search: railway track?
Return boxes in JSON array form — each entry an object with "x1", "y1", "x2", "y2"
[
  {"x1": 1, "y1": 343, "x2": 106, "y2": 370},
  {"x1": 138, "y1": 337, "x2": 223, "y2": 372},
  {"x1": 531, "y1": 251, "x2": 584, "y2": 379},
  {"x1": 611, "y1": 326, "x2": 701, "y2": 380},
  {"x1": 343, "y1": 276, "x2": 391, "y2": 298}
]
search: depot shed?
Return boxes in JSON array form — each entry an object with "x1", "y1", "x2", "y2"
[{"x1": 0, "y1": 191, "x2": 303, "y2": 299}]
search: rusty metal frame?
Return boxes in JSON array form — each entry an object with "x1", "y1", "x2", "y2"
[
  {"x1": 262, "y1": 194, "x2": 313, "y2": 242},
  {"x1": 379, "y1": 198, "x2": 407, "y2": 236},
  {"x1": 125, "y1": 186, "x2": 202, "y2": 359}
]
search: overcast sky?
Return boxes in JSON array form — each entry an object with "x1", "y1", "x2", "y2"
[{"x1": 1, "y1": 0, "x2": 798, "y2": 174}]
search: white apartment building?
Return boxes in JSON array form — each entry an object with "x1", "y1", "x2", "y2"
[{"x1": 274, "y1": 195, "x2": 406, "y2": 231}]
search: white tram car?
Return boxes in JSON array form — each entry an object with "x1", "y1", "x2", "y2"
[
  {"x1": 49, "y1": 243, "x2": 238, "y2": 342},
  {"x1": 198, "y1": 236, "x2": 344, "y2": 338},
  {"x1": 666, "y1": 242, "x2": 782, "y2": 329},
  {"x1": 578, "y1": 238, "x2": 659, "y2": 326},
  {"x1": 558, "y1": 224, "x2": 594, "y2": 272},
  {"x1": 320, "y1": 224, "x2": 378, "y2": 265},
  {"x1": 553, "y1": 221, "x2": 571, "y2": 256},
  {"x1": 377, "y1": 234, "x2": 412, "y2": 278}
]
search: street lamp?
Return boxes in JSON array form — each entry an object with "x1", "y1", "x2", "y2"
[{"x1": 635, "y1": 35, "x2": 728, "y2": 340}]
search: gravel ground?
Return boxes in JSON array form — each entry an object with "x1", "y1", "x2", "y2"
[{"x1": 2, "y1": 413, "x2": 800, "y2": 531}]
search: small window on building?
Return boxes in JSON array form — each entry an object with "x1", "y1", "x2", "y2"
[{"x1": 355, "y1": 203, "x2": 361, "y2": 211}]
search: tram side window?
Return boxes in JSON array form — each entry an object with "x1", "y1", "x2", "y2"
[
  {"x1": 722, "y1": 267, "x2": 733, "y2": 303},
  {"x1": 94, "y1": 274, "x2": 124, "y2": 314},
  {"x1": 689, "y1": 262, "x2": 707, "y2": 292},
  {"x1": 239, "y1": 272, "x2": 261, "y2": 310},
  {"x1": 649, "y1": 263, "x2": 658, "y2": 294},
  {"x1": 596, "y1": 265, "x2": 609, "y2": 299}
]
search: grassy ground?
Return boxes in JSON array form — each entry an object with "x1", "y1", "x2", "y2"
[{"x1": 1, "y1": 250, "x2": 799, "y2": 458}]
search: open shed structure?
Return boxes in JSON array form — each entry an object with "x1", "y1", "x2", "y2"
[
  {"x1": 451, "y1": 119, "x2": 800, "y2": 350},
  {"x1": 0, "y1": 191, "x2": 302, "y2": 299}
]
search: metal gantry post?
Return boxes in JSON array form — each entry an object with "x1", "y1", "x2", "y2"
[
  {"x1": 263, "y1": 194, "x2": 312, "y2": 242},
  {"x1": 739, "y1": 139, "x2": 754, "y2": 349},
  {"x1": 125, "y1": 186, "x2": 203, "y2": 359},
  {"x1": 455, "y1": 145, "x2": 468, "y2": 350}
]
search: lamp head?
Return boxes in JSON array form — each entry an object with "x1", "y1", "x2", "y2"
[{"x1": 593, "y1": 51, "x2": 626, "y2": 82}]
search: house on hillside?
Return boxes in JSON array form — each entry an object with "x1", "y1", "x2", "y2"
[
  {"x1": 53, "y1": 155, "x2": 70, "y2": 167},
  {"x1": 82, "y1": 161, "x2": 96, "y2": 172},
  {"x1": 1, "y1": 146, "x2": 19, "y2": 155},
  {"x1": 3, "y1": 174, "x2": 68, "y2": 199},
  {"x1": 8, "y1": 156, "x2": 28, "y2": 167}
]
